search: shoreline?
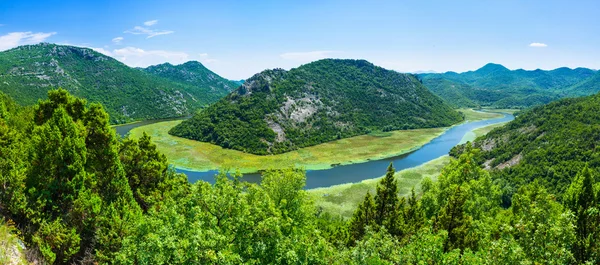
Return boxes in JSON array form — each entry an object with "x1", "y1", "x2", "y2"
[{"x1": 129, "y1": 109, "x2": 509, "y2": 174}]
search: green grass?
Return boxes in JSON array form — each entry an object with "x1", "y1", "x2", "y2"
[
  {"x1": 129, "y1": 109, "x2": 502, "y2": 173},
  {"x1": 130, "y1": 121, "x2": 447, "y2": 173},
  {"x1": 458, "y1": 108, "x2": 504, "y2": 121},
  {"x1": 308, "y1": 156, "x2": 452, "y2": 219},
  {"x1": 480, "y1": 108, "x2": 521, "y2": 114}
]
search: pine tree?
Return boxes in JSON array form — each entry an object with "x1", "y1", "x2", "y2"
[
  {"x1": 349, "y1": 191, "x2": 376, "y2": 242},
  {"x1": 564, "y1": 166, "x2": 599, "y2": 263},
  {"x1": 375, "y1": 163, "x2": 399, "y2": 227},
  {"x1": 437, "y1": 186, "x2": 473, "y2": 252},
  {"x1": 404, "y1": 188, "x2": 425, "y2": 235}
]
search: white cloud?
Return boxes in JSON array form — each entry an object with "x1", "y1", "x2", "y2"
[
  {"x1": 110, "y1": 47, "x2": 189, "y2": 67},
  {"x1": 198, "y1": 53, "x2": 208, "y2": 57},
  {"x1": 125, "y1": 26, "x2": 174, "y2": 38},
  {"x1": 144, "y1": 20, "x2": 158, "y2": 26},
  {"x1": 202, "y1": 58, "x2": 218, "y2": 64},
  {"x1": 0, "y1": 31, "x2": 57, "y2": 51},
  {"x1": 91, "y1": 47, "x2": 113, "y2": 56},
  {"x1": 280, "y1": 50, "x2": 339, "y2": 62},
  {"x1": 112, "y1": 37, "x2": 124, "y2": 44},
  {"x1": 529, "y1": 42, "x2": 548, "y2": 48}
]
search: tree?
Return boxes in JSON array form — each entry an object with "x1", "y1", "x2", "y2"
[
  {"x1": 564, "y1": 166, "x2": 600, "y2": 263},
  {"x1": 511, "y1": 181, "x2": 575, "y2": 264},
  {"x1": 349, "y1": 192, "x2": 376, "y2": 242},
  {"x1": 374, "y1": 163, "x2": 402, "y2": 235},
  {"x1": 436, "y1": 186, "x2": 474, "y2": 252}
]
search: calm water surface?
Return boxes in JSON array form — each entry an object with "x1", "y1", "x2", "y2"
[{"x1": 115, "y1": 114, "x2": 514, "y2": 189}]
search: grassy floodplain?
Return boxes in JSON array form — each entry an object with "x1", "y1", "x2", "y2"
[
  {"x1": 308, "y1": 156, "x2": 452, "y2": 218},
  {"x1": 128, "y1": 109, "x2": 501, "y2": 173}
]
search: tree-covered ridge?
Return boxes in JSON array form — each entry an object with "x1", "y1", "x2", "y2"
[
  {"x1": 451, "y1": 92, "x2": 600, "y2": 198},
  {"x1": 0, "y1": 43, "x2": 230, "y2": 123},
  {"x1": 419, "y1": 63, "x2": 598, "y2": 108},
  {"x1": 142, "y1": 61, "x2": 238, "y2": 96},
  {"x1": 170, "y1": 59, "x2": 463, "y2": 155}
]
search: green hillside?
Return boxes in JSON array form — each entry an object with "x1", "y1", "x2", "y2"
[
  {"x1": 451, "y1": 92, "x2": 600, "y2": 198},
  {"x1": 420, "y1": 63, "x2": 597, "y2": 108},
  {"x1": 0, "y1": 43, "x2": 231, "y2": 123},
  {"x1": 142, "y1": 61, "x2": 238, "y2": 97},
  {"x1": 170, "y1": 59, "x2": 463, "y2": 155}
]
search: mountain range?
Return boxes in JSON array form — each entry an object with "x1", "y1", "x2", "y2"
[
  {"x1": 419, "y1": 63, "x2": 598, "y2": 108},
  {"x1": 0, "y1": 43, "x2": 236, "y2": 123},
  {"x1": 169, "y1": 59, "x2": 463, "y2": 155}
]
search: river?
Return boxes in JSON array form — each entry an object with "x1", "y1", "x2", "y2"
[{"x1": 115, "y1": 113, "x2": 514, "y2": 189}]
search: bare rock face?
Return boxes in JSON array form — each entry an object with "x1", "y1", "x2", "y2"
[
  {"x1": 237, "y1": 69, "x2": 286, "y2": 96},
  {"x1": 496, "y1": 153, "x2": 523, "y2": 170}
]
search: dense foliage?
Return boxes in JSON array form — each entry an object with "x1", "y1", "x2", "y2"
[
  {"x1": 419, "y1": 63, "x2": 598, "y2": 108},
  {"x1": 170, "y1": 59, "x2": 463, "y2": 155},
  {"x1": 0, "y1": 90, "x2": 186, "y2": 263},
  {"x1": 0, "y1": 43, "x2": 233, "y2": 123},
  {"x1": 1, "y1": 89, "x2": 600, "y2": 264}
]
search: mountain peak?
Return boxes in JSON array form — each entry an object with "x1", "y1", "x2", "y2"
[{"x1": 476, "y1": 63, "x2": 510, "y2": 74}]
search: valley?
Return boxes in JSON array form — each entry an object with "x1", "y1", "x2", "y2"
[{"x1": 2, "y1": 2, "x2": 600, "y2": 261}]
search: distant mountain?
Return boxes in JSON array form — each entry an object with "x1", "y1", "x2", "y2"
[
  {"x1": 0, "y1": 43, "x2": 233, "y2": 123},
  {"x1": 170, "y1": 59, "x2": 463, "y2": 155},
  {"x1": 231, "y1": 79, "x2": 245, "y2": 86},
  {"x1": 143, "y1": 61, "x2": 238, "y2": 96},
  {"x1": 452, "y1": 92, "x2": 600, "y2": 197},
  {"x1": 419, "y1": 63, "x2": 598, "y2": 108},
  {"x1": 566, "y1": 71, "x2": 600, "y2": 96}
]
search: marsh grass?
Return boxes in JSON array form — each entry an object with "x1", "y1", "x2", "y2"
[
  {"x1": 308, "y1": 156, "x2": 451, "y2": 218},
  {"x1": 129, "y1": 109, "x2": 502, "y2": 173}
]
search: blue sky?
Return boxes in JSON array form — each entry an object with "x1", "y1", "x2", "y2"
[{"x1": 1, "y1": 0, "x2": 599, "y2": 79}]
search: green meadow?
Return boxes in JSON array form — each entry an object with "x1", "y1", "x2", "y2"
[{"x1": 129, "y1": 109, "x2": 502, "y2": 173}]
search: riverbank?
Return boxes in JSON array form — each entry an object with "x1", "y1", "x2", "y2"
[
  {"x1": 308, "y1": 156, "x2": 452, "y2": 218},
  {"x1": 308, "y1": 110, "x2": 514, "y2": 218},
  {"x1": 128, "y1": 109, "x2": 501, "y2": 173}
]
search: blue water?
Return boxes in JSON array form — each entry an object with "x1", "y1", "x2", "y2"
[{"x1": 174, "y1": 114, "x2": 514, "y2": 189}]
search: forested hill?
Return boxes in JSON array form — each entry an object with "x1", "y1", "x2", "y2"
[
  {"x1": 170, "y1": 59, "x2": 463, "y2": 155},
  {"x1": 419, "y1": 63, "x2": 598, "y2": 108},
  {"x1": 0, "y1": 43, "x2": 231, "y2": 123},
  {"x1": 452, "y1": 92, "x2": 600, "y2": 198},
  {"x1": 142, "y1": 61, "x2": 238, "y2": 96}
]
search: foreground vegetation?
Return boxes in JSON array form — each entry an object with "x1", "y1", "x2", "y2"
[
  {"x1": 2, "y1": 90, "x2": 599, "y2": 264},
  {"x1": 171, "y1": 59, "x2": 463, "y2": 155},
  {"x1": 130, "y1": 109, "x2": 499, "y2": 173}
]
